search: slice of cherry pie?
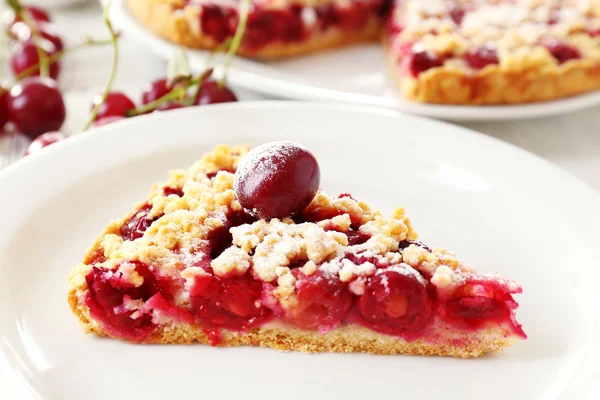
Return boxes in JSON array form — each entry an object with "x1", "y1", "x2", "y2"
[{"x1": 68, "y1": 142, "x2": 526, "y2": 357}]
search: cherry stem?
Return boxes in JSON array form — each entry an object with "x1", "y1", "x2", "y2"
[
  {"x1": 126, "y1": 87, "x2": 187, "y2": 116},
  {"x1": 14, "y1": 38, "x2": 115, "y2": 81},
  {"x1": 219, "y1": 0, "x2": 250, "y2": 87},
  {"x1": 7, "y1": 0, "x2": 50, "y2": 77},
  {"x1": 83, "y1": 0, "x2": 119, "y2": 131}
]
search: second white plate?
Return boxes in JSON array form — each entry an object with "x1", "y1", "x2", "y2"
[{"x1": 108, "y1": 0, "x2": 600, "y2": 121}]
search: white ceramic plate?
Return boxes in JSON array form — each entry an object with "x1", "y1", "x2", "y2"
[
  {"x1": 1, "y1": 102, "x2": 600, "y2": 400},
  {"x1": 106, "y1": 0, "x2": 600, "y2": 121}
]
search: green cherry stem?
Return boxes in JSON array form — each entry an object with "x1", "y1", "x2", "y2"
[
  {"x1": 126, "y1": 87, "x2": 187, "y2": 116},
  {"x1": 219, "y1": 0, "x2": 250, "y2": 87},
  {"x1": 83, "y1": 0, "x2": 119, "y2": 131},
  {"x1": 7, "y1": 0, "x2": 50, "y2": 77},
  {"x1": 14, "y1": 38, "x2": 115, "y2": 81}
]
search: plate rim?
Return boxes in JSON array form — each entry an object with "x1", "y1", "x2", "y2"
[
  {"x1": 106, "y1": 0, "x2": 600, "y2": 122},
  {"x1": 1, "y1": 101, "x2": 600, "y2": 399}
]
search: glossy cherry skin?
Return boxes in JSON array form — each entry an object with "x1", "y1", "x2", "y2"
[
  {"x1": 24, "y1": 131, "x2": 68, "y2": 156},
  {"x1": 10, "y1": 39, "x2": 60, "y2": 80},
  {"x1": 10, "y1": 22, "x2": 64, "y2": 52},
  {"x1": 141, "y1": 78, "x2": 172, "y2": 105},
  {"x1": 0, "y1": 88, "x2": 8, "y2": 130},
  {"x1": 7, "y1": 77, "x2": 66, "y2": 138},
  {"x1": 408, "y1": 49, "x2": 444, "y2": 77},
  {"x1": 4, "y1": 6, "x2": 51, "y2": 28},
  {"x1": 195, "y1": 80, "x2": 238, "y2": 105},
  {"x1": 234, "y1": 141, "x2": 320, "y2": 219},
  {"x1": 91, "y1": 92, "x2": 136, "y2": 120},
  {"x1": 465, "y1": 46, "x2": 499, "y2": 69}
]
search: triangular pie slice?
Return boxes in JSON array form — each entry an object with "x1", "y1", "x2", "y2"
[{"x1": 68, "y1": 144, "x2": 525, "y2": 358}]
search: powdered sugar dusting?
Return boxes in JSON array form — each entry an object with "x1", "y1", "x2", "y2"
[{"x1": 377, "y1": 263, "x2": 427, "y2": 286}]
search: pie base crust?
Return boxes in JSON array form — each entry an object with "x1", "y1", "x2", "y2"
[
  {"x1": 127, "y1": 0, "x2": 381, "y2": 60},
  {"x1": 69, "y1": 291, "x2": 513, "y2": 358}
]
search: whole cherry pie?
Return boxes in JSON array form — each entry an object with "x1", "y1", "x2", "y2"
[
  {"x1": 68, "y1": 142, "x2": 526, "y2": 357},
  {"x1": 128, "y1": 0, "x2": 600, "y2": 104}
]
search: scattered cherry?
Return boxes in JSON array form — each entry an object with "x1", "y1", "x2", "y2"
[
  {"x1": 407, "y1": 49, "x2": 444, "y2": 77},
  {"x1": 0, "y1": 88, "x2": 8, "y2": 130},
  {"x1": 24, "y1": 131, "x2": 68, "y2": 156},
  {"x1": 92, "y1": 115, "x2": 126, "y2": 127},
  {"x1": 10, "y1": 39, "x2": 61, "y2": 80},
  {"x1": 11, "y1": 21, "x2": 64, "y2": 52},
  {"x1": 195, "y1": 80, "x2": 238, "y2": 105},
  {"x1": 91, "y1": 91, "x2": 136, "y2": 120},
  {"x1": 545, "y1": 40, "x2": 581, "y2": 64},
  {"x1": 7, "y1": 76, "x2": 66, "y2": 138},
  {"x1": 141, "y1": 78, "x2": 172, "y2": 105},
  {"x1": 465, "y1": 46, "x2": 499, "y2": 69},
  {"x1": 4, "y1": 6, "x2": 51, "y2": 28},
  {"x1": 234, "y1": 141, "x2": 320, "y2": 219}
]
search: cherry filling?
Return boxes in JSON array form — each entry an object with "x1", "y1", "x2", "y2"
[
  {"x1": 120, "y1": 204, "x2": 163, "y2": 241},
  {"x1": 196, "y1": 0, "x2": 384, "y2": 51},
  {"x1": 465, "y1": 46, "x2": 499, "y2": 69},
  {"x1": 545, "y1": 40, "x2": 582, "y2": 64},
  {"x1": 356, "y1": 266, "x2": 432, "y2": 339},
  {"x1": 406, "y1": 49, "x2": 445, "y2": 77},
  {"x1": 286, "y1": 269, "x2": 353, "y2": 332},
  {"x1": 84, "y1": 261, "x2": 169, "y2": 341},
  {"x1": 188, "y1": 267, "x2": 271, "y2": 330},
  {"x1": 207, "y1": 211, "x2": 256, "y2": 259},
  {"x1": 163, "y1": 186, "x2": 184, "y2": 197}
]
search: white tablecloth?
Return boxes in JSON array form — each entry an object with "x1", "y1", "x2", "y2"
[{"x1": 2, "y1": 2, "x2": 600, "y2": 398}]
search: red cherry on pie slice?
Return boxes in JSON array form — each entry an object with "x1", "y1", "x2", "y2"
[{"x1": 68, "y1": 144, "x2": 525, "y2": 357}]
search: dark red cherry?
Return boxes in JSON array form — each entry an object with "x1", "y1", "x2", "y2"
[
  {"x1": 545, "y1": 40, "x2": 581, "y2": 64},
  {"x1": 91, "y1": 91, "x2": 136, "y2": 120},
  {"x1": 141, "y1": 78, "x2": 172, "y2": 105},
  {"x1": 408, "y1": 49, "x2": 444, "y2": 77},
  {"x1": 11, "y1": 22, "x2": 64, "y2": 52},
  {"x1": 0, "y1": 87, "x2": 8, "y2": 130},
  {"x1": 4, "y1": 6, "x2": 51, "y2": 28},
  {"x1": 465, "y1": 46, "x2": 499, "y2": 69},
  {"x1": 7, "y1": 77, "x2": 66, "y2": 138},
  {"x1": 449, "y1": 6, "x2": 465, "y2": 25},
  {"x1": 24, "y1": 131, "x2": 68, "y2": 156},
  {"x1": 195, "y1": 80, "x2": 238, "y2": 105},
  {"x1": 358, "y1": 266, "x2": 432, "y2": 339},
  {"x1": 10, "y1": 39, "x2": 60, "y2": 80},
  {"x1": 234, "y1": 141, "x2": 320, "y2": 219}
]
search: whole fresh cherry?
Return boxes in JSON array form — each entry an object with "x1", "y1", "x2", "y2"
[
  {"x1": 10, "y1": 39, "x2": 61, "y2": 80},
  {"x1": 91, "y1": 91, "x2": 136, "y2": 120},
  {"x1": 24, "y1": 131, "x2": 68, "y2": 156},
  {"x1": 11, "y1": 22, "x2": 64, "y2": 52},
  {"x1": 234, "y1": 141, "x2": 320, "y2": 219},
  {"x1": 195, "y1": 80, "x2": 238, "y2": 105},
  {"x1": 7, "y1": 76, "x2": 66, "y2": 138},
  {"x1": 141, "y1": 78, "x2": 172, "y2": 105}
]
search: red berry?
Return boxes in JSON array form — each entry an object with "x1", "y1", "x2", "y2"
[
  {"x1": 7, "y1": 77, "x2": 66, "y2": 139},
  {"x1": 465, "y1": 46, "x2": 499, "y2": 69},
  {"x1": 0, "y1": 87, "x2": 8, "y2": 130},
  {"x1": 141, "y1": 78, "x2": 172, "y2": 105},
  {"x1": 358, "y1": 266, "x2": 432, "y2": 338},
  {"x1": 449, "y1": 6, "x2": 465, "y2": 25},
  {"x1": 4, "y1": 6, "x2": 51, "y2": 28},
  {"x1": 234, "y1": 141, "x2": 320, "y2": 219},
  {"x1": 195, "y1": 80, "x2": 238, "y2": 105},
  {"x1": 91, "y1": 92, "x2": 136, "y2": 120},
  {"x1": 24, "y1": 131, "x2": 68, "y2": 156},
  {"x1": 10, "y1": 39, "x2": 60, "y2": 80},
  {"x1": 92, "y1": 115, "x2": 126, "y2": 127},
  {"x1": 446, "y1": 296, "x2": 507, "y2": 320},
  {"x1": 545, "y1": 40, "x2": 581, "y2": 64},
  {"x1": 407, "y1": 49, "x2": 444, "y2": 77},
  {"x1": 11, "y1": 22, "x2": 64, "y2": 52}
]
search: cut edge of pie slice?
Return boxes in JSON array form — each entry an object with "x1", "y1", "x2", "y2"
[
  {"x1": 127, "y1": 0, "x2": 384, "y2": 60},
  {"x1": 68, "y1": 144, "x2": 526, "y2": 358}
]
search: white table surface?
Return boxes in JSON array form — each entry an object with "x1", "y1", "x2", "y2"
[{"x1": 1, "y1": 2, "x2": 600, "y2": 399}]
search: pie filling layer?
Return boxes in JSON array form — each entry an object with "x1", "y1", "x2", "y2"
[
  {"x1": 181, "y1": 0, "x2": 387, "y2": 51},
  {"x1": 81, "y1": 179, "x2": 525, "y2": 345}
]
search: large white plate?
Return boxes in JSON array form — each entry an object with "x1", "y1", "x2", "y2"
[
  {"x1": 107, "y1": 0, "x2": 600, "y2": 121},
  {"x1": 1, "y1": 102, "x2": 600, "y2": 400}
]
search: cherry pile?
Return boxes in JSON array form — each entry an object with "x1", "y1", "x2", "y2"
[{"x1": 1, "y1": 3, "x2": 239, "y2": 157}]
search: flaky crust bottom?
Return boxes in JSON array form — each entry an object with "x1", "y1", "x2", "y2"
[
  {"x1": 127, "y1": 0, "x2": 381, "y2": 60},
  {"x1": 69, "y1": 290, "x2": 514, "y2": 358}
]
